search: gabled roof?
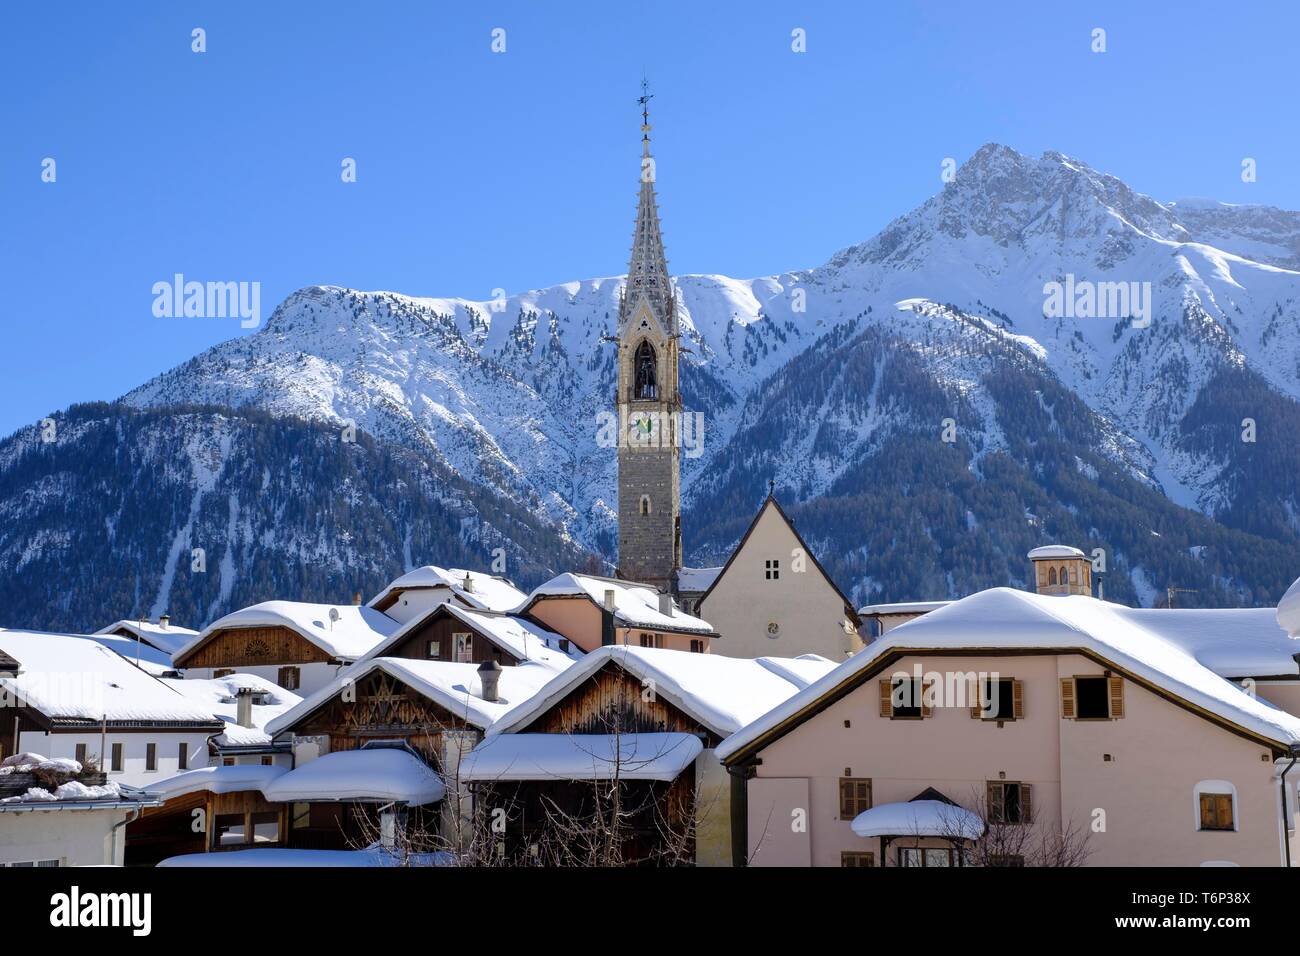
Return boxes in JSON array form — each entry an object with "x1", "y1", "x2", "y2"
[
  {"x1": 354, "y1": 602, "x2": 580, "y2": 671},
  {"x1": 717, "y1": 588, "x2": 1300, "y2": 763},
  {"x1": 674, "y1": 566, "x2": 723, "y2": 595},
  {"x1": 368, "y1": 566, "x2": 527, "y2": 614},
  {"x1": 518, "y1": 573, "x2": 716, "y2": 636},
  {"x1": 95, "y1": 619, "x2": 198, "y2": 656},
  {"x1": 265, "y1": 657, "x2": 561, "y2": 735},
  {"x1": 69, "y1": 633, "x2": 176, "y2": 675},
  {"x1": 0, "y1": 630, "x2": 222, "y2": 728},
  {"x1": 175, "y1": 601, "x2": 400, "y2": 665},
  {"x1": 486, "y1": 644, "x2": 838, "y2": 740},
  {"x1": 697, "y1": 495, "x2": 861, "y2": 626},
  {"x1": 461, "y1": 732, "x2": 702, "y2": 783}
]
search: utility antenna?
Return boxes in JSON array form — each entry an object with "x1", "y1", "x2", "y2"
[{"x1": 1166, "y1": 586, "x2": 1196, "y2": 609}]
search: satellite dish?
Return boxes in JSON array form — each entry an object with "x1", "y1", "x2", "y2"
[
  {"x1": 1278, "y1": 577, "x2": 1300, "y2": 638},
  {"x1": 328, "y1": 607, "x2": 341, "y2": 629}
]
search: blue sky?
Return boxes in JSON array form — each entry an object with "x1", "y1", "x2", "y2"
[{"x1": 2, "y1": 0, "x2": 1297, "y2": 438}]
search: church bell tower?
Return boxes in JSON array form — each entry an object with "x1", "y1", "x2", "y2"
[{"x1": 616, "y1": 82, "x2": 682, "y2": 590}]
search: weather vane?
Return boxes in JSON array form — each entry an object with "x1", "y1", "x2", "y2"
[{"x1": 638, "y1": 77, "x2": 653, "y2": 144}]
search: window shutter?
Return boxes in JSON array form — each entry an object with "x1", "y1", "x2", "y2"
[
  {"x1": 1217, "y1": 794, "x2": 1233, "y2": 829},
  {"x1": 1012, "y1": 680, "x2": 1024, "y2": 720},
  {"x1": 970, "y1": 677, "x2": 983, "y2": 719},
  {"x1": 1108, "y1": 677, "x2": 1124, "y2": 718},
  {"x1": 879, "y1": 679, "x2": 892, "y2": 718},
  {"x1": 987, "y1": 782, "x2": 1003, "y2": 823},
  {"x1": 1199, "y1": 793, "x2": 1215, "y2": 829},
  {"x1": 1060, "y1": 678, "x2": 1075, "y2": 719},
  {"x1": 1021, "y1": 783, "x2": 1033, "y2": 824},
  {"x1": 921, "y1": 679, "x2": 934, "y2": 718}
]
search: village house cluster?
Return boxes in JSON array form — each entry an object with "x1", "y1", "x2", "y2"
[{"x1": 4, "y1": 96, "x2": 1300, "y2": 870}]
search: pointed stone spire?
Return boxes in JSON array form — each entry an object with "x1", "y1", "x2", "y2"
[{"x1": 620, "y1": 80, "x2": 675, "y2": 334}]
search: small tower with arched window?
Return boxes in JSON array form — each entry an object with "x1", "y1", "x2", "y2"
[
  {"x1": 615, "y1": 82, "x2": 682, "y2": 590},
  {"x1": 1028, "y1": 545, "x2": 1092, "y2": 597}
]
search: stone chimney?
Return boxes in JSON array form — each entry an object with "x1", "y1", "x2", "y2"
[
  {"x1": 658, "y1": 592, "x2": 674, "y2": 616},
  {"x1": 478, "y1": 660, "x2": 502, "y2": 703},
  {"x1": 463, "y1": 573, "x2": 475, "y2": 594},
  {"x1": 235, "y1": 687, "x2": 256, "y2": 728},
  {"x1": 158, "y1": 613, "x2": 170, "y2": 630},
  {"x1": 1027, "y1": 545, "x2": 1091, "y2": 597}
]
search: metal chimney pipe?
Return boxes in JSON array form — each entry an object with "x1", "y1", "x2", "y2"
[{"x1": 478, "y1": 660, "x2": 502, "y2": 703}]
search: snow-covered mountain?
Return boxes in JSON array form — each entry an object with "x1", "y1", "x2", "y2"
[{"x1": 4, "y1": 143, "x2": 1299, "y2": 628}]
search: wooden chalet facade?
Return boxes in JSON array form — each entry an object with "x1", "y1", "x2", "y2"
[
  {"x1": 175, "y1": 624, "x2": 334, "y2": 691},
  {"x1": 128, "y1": 784, "x2": 288, "y2": 866}
]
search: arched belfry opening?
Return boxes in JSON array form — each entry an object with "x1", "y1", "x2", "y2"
[{"x1": 634, "y1": 340, "x2": 658, "y2": 400}]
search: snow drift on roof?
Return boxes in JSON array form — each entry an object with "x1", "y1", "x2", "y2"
[
  {"x1": 719, "y1": 588, "x2": 1300, "y2": 759},
  {"x1": 850, "y1": 800, "x2": 984, "y2": 839},
  {"x1": 181, "y1": 601, "x2": 400, "y2": 662},
  {"x1": 143, "y1": 764, "x2": 290, "y2": 802},
  {"x1": 523, "y1": 573, "x2": 715, "y2": 634},
  {"x1": 489, "y1": 645, "x2": 838, "y2": 739},
  {"x1": 0, "y1": 630, "x2": 220, "y2": 724},
  {"x1": 261, "y1": 749, "x2": 445, "y2": 806},
  {"x1": 95, "y1": 619, "x2": 198, "y2": 656},
  {"x1": 460, "y1": 732, "x2": 702, "y2": 782},
  {"x1": 368, "y1": 566, "x2": 527, "y2": 613}
]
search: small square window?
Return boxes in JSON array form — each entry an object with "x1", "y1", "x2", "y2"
[
  {"x1": 1199, "y1": 792, "x2": 1234, "y2": 831},
  {"x1": 427, "y1": 639, "x2": 441, "y2": 659},
  {"x1": 764, "y1": 559, "x2": 780, "y2": 580}
]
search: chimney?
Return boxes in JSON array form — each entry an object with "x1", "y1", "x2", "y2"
[
  {"x1": 463, "y1": 573, "x2": 475, "y2": 594},
  {"x1": 235, "y1": 687, "x2": 255, "y2": 729},
  {"x1": 158, "y1": 613, "x2": 170, "y2": 630},
  {"x1": 658, "y1": 592, "x2": 674, "y2": 616},
  {"x1": 603, "y1": 589, "x2": 616, "y2": 612},
  {"x1": 478, "y1": 660, "x2": 502, "y2": 703},
  {"x1": 351, "y1": 591, "x2": 362, "y2": 606},
  {"x1": 601, "y1": 590, "x2": 617, "y2": 647},
  {"x1": 1027, "y1": 545, "x2": 1091, "y2": 597}
]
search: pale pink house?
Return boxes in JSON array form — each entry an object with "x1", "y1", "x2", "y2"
[{"x1": 719, "y1": 568, "x2": 1300, "y2": 868}]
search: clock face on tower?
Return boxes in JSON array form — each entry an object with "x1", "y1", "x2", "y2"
[{"x1": 627, "y1": 412, "x2": 658, "y2": 446}]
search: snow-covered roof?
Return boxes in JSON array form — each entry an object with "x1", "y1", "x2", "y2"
[
  {"x1": 266, "y1": 657, "x2": 561, "y2": 735},
  {"x1": 488, "y1": 645, "x2": 838, "y2": 739},
  {"x1": 95, "y1": 619, "x2": 198, "y2": 656},
  {"x1": 143, "y1": 764, "x2": 290, "y2": 802},
  {"x1": 70, "y1": 633, "x2": 176, "y2": 675},
  {"x1": 261, "y1": 749, "x2": 445, "y2": 806},
  {"x1": 521, "y1": 573, "x2": 716, "y2": 635},
  {"x1": 718, "y1": 588, "x2": 1300, "y2": 760},
  {"x1": 354, "y1": 603, "x2": 580, "y2": 671},
  {"x1": 675, "y1": 566, "x2": 723, "y2": 594},
  {"x1": 460, "y1": 732, "x2": 702, "y2": 782},
  {"x1": 0, "y1": 630, "x2": 223, "y2": 727},
  {"x1": 1120, "y1": 607, "x2": 1299, "y2": 679},
  {"x1": 159, "y1": 673, "x2": 302, "y2": 747},
  {"x1": 1278, "y1": 575, "x2": 1300, "y2": 638},
  {"x1": 850, "y1": 800, "x2": 984, "y2": 840},
  {"x1": 1027, "y1": 545, "x2": 1086, "y2": 560},
  {"x1": 177, "y1": 601, "x2": 400, "y2": 664},
  {"x1": 368, "y1": 566, "x2": 527, "y2": 614},
  {"x1": 858, "y1": 600, "x2": 952, "y2": 617}
]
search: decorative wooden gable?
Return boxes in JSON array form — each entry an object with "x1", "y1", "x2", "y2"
[
  {"x1": 291, "y1": 669, "x2": 472, "y2": 741},
  {"x1": 176, "y1": 625, "x2": 334, "y2": 669}
]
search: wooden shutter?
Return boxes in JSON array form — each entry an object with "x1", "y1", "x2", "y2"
[
  {"x1": 970, "y1": 677, "x2": 984, "y2": 718},
  {"x1": 921, "y1": 679, "x2": 935, "y2": 718},
  {"x1": 1060, "y1": 678, "x2": 1076, "y2": 718},
  {"x1": 1199, "y1": 793, "x2": 1215, "y2": 829},
  {"x1": 987, "y1": 782, "x2": 1003, "y2": 823},
  {"x1": 1020, "y1": 783, "x2": 1033, "y2": 824},
  {"x1": 879, "y1": 679, "x2": 892, "y2": 717},
  {"x1": 1012, "y1": 680, "x2": 1024, "y2": 719},
  {"x1": 1108, "y1": 677, "x2": 1124, "y2": 718}
]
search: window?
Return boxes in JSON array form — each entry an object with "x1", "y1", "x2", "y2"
[
  {"x1": 689, "y1": 640, "x2": 705, "y2": 653},
  {"x1": 213, "y1": 813, "x2": 247, "y2": 847},
  {"x1": 292, "y1": 803, "x2": 311, "y2": 829},
  {"x1": 879, "y1": 676, "x2": 930, "y2": 719},
  {"x1": 633, "y1": 340, "x2": 658, "y2": 400},
  {"x1": 898, "y1": 847, "x2": 962, "y2": 867},
  {"x1": 988, "y1": 854, "x2": 1026, "y2": 867},
  {"x1": 639, "y1": 494, "x2": 652, "y2": 515},
  {"x1": 213, "y1": 668, "x2": 235, "y2": 678},
  {"x1": 638, "y1": 632, "x2": 664, "y2": 648},
  {"x1": 110, "y1": 743, "x2": 123, "y2": 773},
  {"x1": 839, "y1": 778, "x2": 873, "y2": 818},
  {"x1": 223, "y1": 757, "x2": 235, "y2": 766},
  {"x1": 426, "y1": 639, "x2": 442, "y2": 659},
  {"x1": 454, "y1": 633, "x2": 474, "y2": 663},
  {"x1": 178, "y1": 742, "x2": 188, "y2": 771},
  {"x1": 250, "y1": 811, "x2": 280, "y2": 844},
  {"x1": 261, "y1": 756, "x2": 273, "y2": 766},
  {"x1": 145, "y1": 743, "x2": 157, "y2": 772},
  {"x1": 764, "y1": 559, "x2": 779, "y2": 580},
  {"x1": 74, "y1": 743, "x2": 87, "y2": 766},
  {"x1": 841, "y1": 851, "x2": 875, "y2": 867},
  {"x1": 1062, "y1": 675, "x2": 1123, "y2": 719},
  {"x1": 974, "y1": 678, "x2": 1022, "y2": 721},
  {"x1": 987, "y1": 781, "x2": 1032, "y2": 825},
  {"x1": 1194, "y1": 781, "x2": 1237, "y2": 832},
  {"x1": 1048, "y1": 567, "x2": 1057, "y2": 586},
  {"x1": 3, "y1": 859, "x2": 60, "y2": 867},
  {"x1": 277, "y1": 666, "x2": 300, "y2": 691}
]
